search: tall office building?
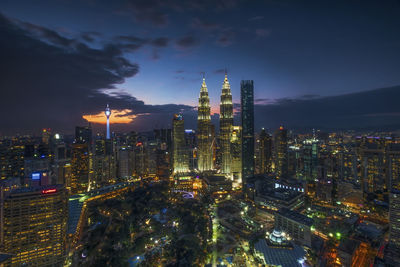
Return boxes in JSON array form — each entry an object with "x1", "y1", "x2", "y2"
[
  {"x1": 258, "y1": 128, "x2": 272, "y2": 174},
  {"x1": 41, "y1": 128, "x2": 51, "y2": 145},
  {"x1": 1, "y1": 185, "x2": 68, "y2": 267},
  {"x1": 185, "y1": 129, "x2": 197, "y2": 171},
  {"x1": 386, "y1": 144, "x2": 400, "y2": 264},
  {"x1": 220, "y1": 73, "x2": 233, "y2": 176},
  {"x1": 231, "y1": 126, "x2": 242, "y2": 188},
  {"x1": 274, "y1": 126, "x2": 288, "y2": 179},
  {"x1": 172, "y1": 114, "x2": 188, "y2": 173},
  {"x1": 93, "y1": 137, "x2": 116, "y2": 187},
  {"x1": 386, "y1": 144, "x2": 400, "y2": 192},
  {"x1": 360, "y1": 143, "x2": 385, "y2": 198},
  {"x1": 70, "y1": 143, "x2": 90, "y2": 194},
  {"x1": 134, "y1": 142, "x2": 147, "y2": 177},
  {"x1": 118, "y1": 146, "x2": 134, "y2": 179},
  {"x1": 197, "y1": 77, "x2": 213, "y2": 172},
  {"x1": 241, "y1": 80, "x2": 255, "y2": 184},
  {"x1": 303, "y1": 137, "x2": 318, "y2": 182},
  {"x1": 387, "y1": 189, "x2": 400, "y2": 264},
  {"x1": 75, "y1": 125, "x2": 92, "y2": 144}
]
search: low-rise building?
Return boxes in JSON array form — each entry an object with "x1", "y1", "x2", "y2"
[{"x1": 274, "y1": 208, "x2": 314, "y2": 247}]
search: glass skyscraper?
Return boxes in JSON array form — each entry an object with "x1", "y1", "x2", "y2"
[{"x1": 241, "y1": 80, "x2": 255, "y2": 185}]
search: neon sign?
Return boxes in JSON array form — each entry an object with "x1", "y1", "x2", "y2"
[{"x1": 41, "y1": 188, "x2": 57, "y2": 194}]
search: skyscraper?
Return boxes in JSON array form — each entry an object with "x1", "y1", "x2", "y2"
[
  {"x1": 197, "y1": 77, "x2": 213, "y2": 172},
  {"x1": 302, "y1": 137, "x2": 318, "y2": 182},
  {"x1": 360, "y1": 143, "x2": 385, "y2": 198},
  {"x1": 172, "y1": 114, "x2": 188, "y2": 173},
  {"x1": 1, "y1": 185, "x2": 68, "y2": 266},
  {"x1": 386, "y1": 144, "x2": 400, "y2": 264},
  {"x1": 387, "y1": 189, "x2": 400, "y2": 264},
  {"x1": 274, "y1": 126, "x2": 288, "y2": 179},
  {"x1": 105, "y1": 104, "x2": 111, "y2": 140},
  {"x1": 258, "y1": 128, "x2": 272, "y2": 174},
  {"x1": 75, "y1": 125, "x2": 92, "y2": 144},
  {"x1": 241, "y1": 80, "x2": 255, "y2": 184},
  {"x1": 231, "y1": 126, "x2": 242, "y2": 188},
  {"x1": 71, "y1": 143, "x2": 90, "y2": 194},
  {"x1": 220, "y1": 73, "x2": 233, "y2": 176}
]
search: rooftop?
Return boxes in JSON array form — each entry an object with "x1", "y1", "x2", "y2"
[
  {"x1": 254, "y1": 238, "x2": 305, "y2": 267},
  {"x1": 277, "y1": 208, "x2": 314, "y2": 226},
  {"x1": 338, "y1": 239, "x2": 360, "y2": 255}
]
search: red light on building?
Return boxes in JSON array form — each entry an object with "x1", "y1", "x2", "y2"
[
  {"x1": 42, "y1": 188, "x2": 57, "y2": 194},
  {"x1": 136, "y1": 142, "x2": 143, "y2": 146},
  {"x1": 279, "y1": 126, "x2": 284, "y2": 130}
]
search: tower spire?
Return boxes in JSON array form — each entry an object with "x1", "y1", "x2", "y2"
[{"x1": 105, "y1": 104, "x2": 111, "y2": 139}]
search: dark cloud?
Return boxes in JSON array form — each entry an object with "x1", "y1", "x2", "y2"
[
  {"x1": 214, "y1": 68, "x2": 226, "y2": 74},
  {"x1": 253, "y1": 86, "x2": 400, "y2": 131},
  {"x1": 151, "y1": 49, "x2": 160, "y2": 60},
  {"x1": 115, "y1": 35, "x2": 169, "y2": 51},
  {"x1": 124, "y1": 0, "x2": 240, "y2": 26},
  {"x1": 216, "y1": 29, "x2": 235, "y2": 47},
  {"x1": 176, "y1": 35, "x2": 199, "y2": 49},
  {"x1": 0, "y1": 13, "x2": 192, "y2": 134},
  {"x1": 126, "y1": 0, "x2": 169, "y2": 26},
  {"x1": 191, "y1": 18, "x2": 221, "y2": 31},
  {"x1": 248, "y1": 16, "x2": 264, "y2": 21},
  {"x1": 299, "y1": 94, "x2": 320, "y2": 99},
  {"x1": 254, "y1": 98, "x2": 274, "y2": 104},
  {"x1": 80, "y1": 31, "x2": 101, "y2": 43},
  {"x1": 17, "y1": 20, "x2": 75, "y2": 47},
  {"x1": 151, "y1": 37, "x2": 169, "y2": 47},
  {"x1": 175, "y1": 70, "x2": 184, "y2": 73},
  {"x1": 255, "y1": 28, "x2": 270, "y2": 38}
]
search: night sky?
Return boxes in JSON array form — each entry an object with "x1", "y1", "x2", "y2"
[{"x1": 1, "y1": 0, "x2": 400, "y2": 135}]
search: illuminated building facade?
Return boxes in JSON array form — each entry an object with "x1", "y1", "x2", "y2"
[
  {"x1": 241, "y1": 80, "x2": 255, "y2": 183},
  {"x1": 219, "y1": 73, "x2": 233, "y2": 176},
  {"x1": 118, "y1": 146, "x2": 134, "y2": 179},
  {"x1": 71, "y1": 126, "x2": 93, "y2": 193},
  {"x1": 258, "y1": 128, "x2": 272, "y2": 174},
  {"x1": 75, "y1": 126, "x2": 92, "y2": 144},
  {"x1": 0, "y1": 140, "x2": 24, "y2": 182},
  {"x1": 197, "y1": 77, "x2": 213, "y2": 172},
  {"x1": 184, "y1": 129, "x2": 197, "y2": 171},
  {"x1": 387, "y1": 189, "x2": 400, "y2": 264},
  {"x1": 231, "y1": 126, "x2": 242, "y2": 188},
  {"x1": 275, "y1": 208, "x2": 313, "y2": 247},
  {"x1": 172, "y1": 114, "x2": 189, "y2": 173},
  {"x1": 1, "y1": 186, "x2": 68, "y2": 267},
  {"x1": 274, "y1": 126, "x2": 288, "y2": 179},
  {"x1": 360, "y1": 144, "x2": 386, "y2": 197},
  {"x1": 338, "y1": 151, "x2": 358, "y2": 182},
  {"x1": 134, "y1": 142, "x2": 147, "y2": 177},
  {"x1": 302, "y1": 138, "x2": 318, "y2": 182},
  {"x1": 93, "y1": 138, "x2": 116, "y2": 188},
  {"x1": 386, "y1": 144, "x2": 400, "y2": 264},
  {"x1": 71, "y1": 143, "x2": 90, "y2": 194},
  {"x1": 387, "y1": 144, "x2": 400, "y2": 192}
]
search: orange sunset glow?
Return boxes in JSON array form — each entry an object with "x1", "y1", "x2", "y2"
[{"x1": 82, "y1": 109, "x2": 136, "y2": 124}]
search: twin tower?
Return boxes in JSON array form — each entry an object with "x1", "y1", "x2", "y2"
[{"x1": 197, "y1": 73, "x2": 233, "y2": 175}]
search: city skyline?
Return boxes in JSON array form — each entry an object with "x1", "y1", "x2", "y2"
[
  {"x1": 2, "y1": 1, "x2": 400, "y2": 266},
  {"x1": 1, "y1": 0, "x2": 400, "y2": 134}
]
